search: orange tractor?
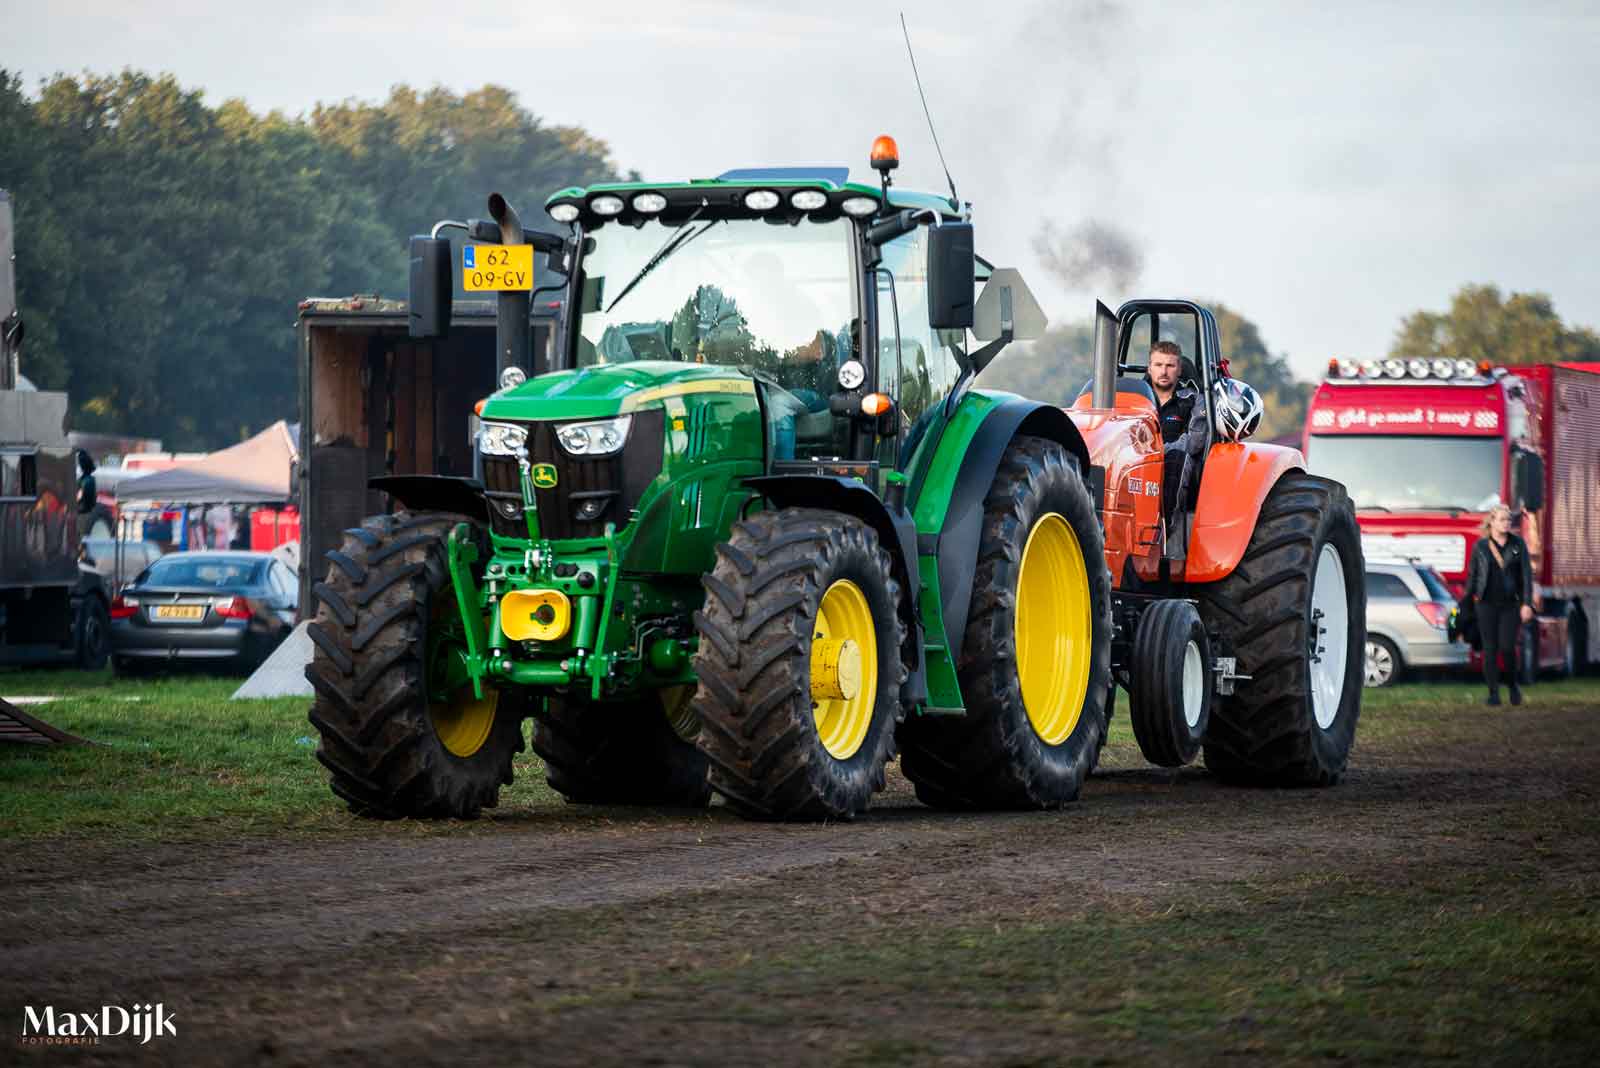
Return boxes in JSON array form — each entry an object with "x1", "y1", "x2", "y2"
[{"x1": 1066, "y1": 299, "x2": 1364, "y2": 784}]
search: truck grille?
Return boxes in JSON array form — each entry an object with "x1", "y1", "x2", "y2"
[{"x1": 481, "y1": 409, "x2": 665, "y2": 540}]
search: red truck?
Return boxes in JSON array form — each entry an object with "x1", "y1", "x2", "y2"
[{"x1": 1304, "y1": 357, "x2": 1600, "y2": 679}]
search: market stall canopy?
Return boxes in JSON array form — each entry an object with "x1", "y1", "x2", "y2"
[{"x1": 116, "y1": 420, "x2": 297, "y2": 505}]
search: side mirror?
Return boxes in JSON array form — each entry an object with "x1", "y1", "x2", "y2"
[
  {"x1": 408, "y1": 236, "x2": 452, "y2": 339},
  {"x1": 973, "y1": 268, "x2": 1048, "y2": 342},
  {"x1": 1514, "y1": 448, "x2": 1545, "y2": 512},
  {"x1": 926, "y1": 223, "x2": 975, "y2": 331}
]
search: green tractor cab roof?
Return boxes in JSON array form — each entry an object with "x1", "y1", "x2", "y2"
[{"x1": 545, "y1": 165, "x2": 960, "y2": 227}]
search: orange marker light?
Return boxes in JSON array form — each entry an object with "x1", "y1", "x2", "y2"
[
  {"x1": 870, "y1": 135, "x2": 900, "y2": 171},
  {"x1": 1327, "y1": 358, "x2": 1340, "y2": 376},
  {"x1": 861, "y1": 393, "x2": 892, "y2": 416},
  {"x1": 1477, "y1": 360, "x2": 1492, "y2": 375},
  {"x1": 474, "y1": 398, "x2": 487, "y2": 416}
]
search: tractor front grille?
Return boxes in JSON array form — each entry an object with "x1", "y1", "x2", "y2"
[{"x1": 480, "y1": 409, "x2": 665, "y2": 540}]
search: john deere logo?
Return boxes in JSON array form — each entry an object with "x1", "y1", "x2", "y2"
[{"x1": 531, "y1": 463, "x2": 558, "y2": 489}]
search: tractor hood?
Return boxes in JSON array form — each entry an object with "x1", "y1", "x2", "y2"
[{"x1": 479, "y1": 361, "x2": 756, "y2": 423}]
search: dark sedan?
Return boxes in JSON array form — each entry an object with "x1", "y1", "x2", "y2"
[{"x1": 111, "y1": 552, "x2": 298, "y2": 675}]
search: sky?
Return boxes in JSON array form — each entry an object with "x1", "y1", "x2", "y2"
[{"x1": 8, "y1": 0, "x2": 1598, "y2": 380}]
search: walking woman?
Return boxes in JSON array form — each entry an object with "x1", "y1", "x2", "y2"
[{"x1": 1464, "y1": 505, "x2": 1534, "y2": 705}]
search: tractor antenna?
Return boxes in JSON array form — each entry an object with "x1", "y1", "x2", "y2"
[{"x1": 900, "y1": 13, "x2": 960, "y2": 208}]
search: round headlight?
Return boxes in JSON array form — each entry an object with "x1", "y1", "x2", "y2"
[
  {"x1": 1337, "y1": 359, "x2": 1360, "y2": 378},
  {"x1": 840, "y1": 196, "x2": 879, "y2": 217},
  {"x1": 590, "y1": 195, "x2": 625, "y2": 216},
  {"x1": 789, "y1": 190, "x2": 828, "y2": 211},
  {"x1": 1360, "y1": 359, "x2": 1383, "y2": 377},
  {"x1": 1382, "y1": 358, "x2": 1406, "y2": 377},
  {"x1": 500, "y1": 366, "x2": 527, "y2": 391},
  {"x1": 554, "y1": 415, "x2": 632, "y2": 457},
  {"x1": 556, "y1": 424, "x2": 592, "y2": 454},
  {"x1": 1407, "y1": 358, "x2": 1430, "y2": 378},
  {"x1": 1455, "y1": 358, "x2": 1478, "y2": 377},
  {"x1": 548, "y1": 203, "x2": 580, "y2": 224},
  {"x1": 743, "y1": 190, "x2": 780, "y2": 211},
  {"x1": 478, "y1": 422, "x2": 528, "y2": 457},
  {"x1": 1431, "y1": 358, "x2": 1454, "y2": 378},
  {"x1": 631, "y1": 193, "x2": 667, "y2": 214}
]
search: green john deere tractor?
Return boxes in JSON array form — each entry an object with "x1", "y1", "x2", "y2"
[{"x1": 305, "y1": 138, "x2": 1114, "y2": 820}]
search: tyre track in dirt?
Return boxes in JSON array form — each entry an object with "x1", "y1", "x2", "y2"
[{"x1": 5, "y1": 750, "x2": 1587, "y2": 992}]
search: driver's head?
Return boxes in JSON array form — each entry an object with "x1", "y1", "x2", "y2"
[{"x1": 1148, "y1": 341, "x2": 1182, "y2": 391}]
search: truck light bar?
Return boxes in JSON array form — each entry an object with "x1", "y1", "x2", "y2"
[{"x1": 1325, "y1": 356, "x2": 1491, "y2": 381}]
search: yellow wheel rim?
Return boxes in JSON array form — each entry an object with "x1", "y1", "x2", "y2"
[
  {"x1": 1014, "y1": 512, "x2": 1093, "y2": 745},
  {"x1": 811, "y1": 579, "x2": 879, "y2": 760},
  {"x1": 431, "y1": 686, "x2": 498, "y2": 758}
]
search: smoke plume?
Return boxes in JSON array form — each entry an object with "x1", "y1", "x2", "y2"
[
  {"x1": 1012, "y1": 0, "x2": 1146, "y2": 295},
  {"x1": 1031, "y1": 218, "x2": 1144, "y2": 294}
]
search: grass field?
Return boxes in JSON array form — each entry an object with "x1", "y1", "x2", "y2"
[
  {"x1": 3, "y1": 670, "x2": 1597, "y2": 1065},
  {"x1": 1, "y1": 668, "x2": 1595, "y2": 842}
]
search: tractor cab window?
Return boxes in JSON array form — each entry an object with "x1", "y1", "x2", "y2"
[
  {"x1": 877, "y1": 226, "x2": 965, "y2": 469},
  {"x1": 575, "y1": 216, "x2": 857, "y2": 459}
]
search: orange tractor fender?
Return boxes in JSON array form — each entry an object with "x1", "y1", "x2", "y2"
[{"x1": 1184, "y1": 442, "x2": 1305, "y2": 583}]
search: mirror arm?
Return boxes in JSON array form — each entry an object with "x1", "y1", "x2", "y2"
[{"x1": 967, "y1": 327, "x2": 1014, "y2": 375}]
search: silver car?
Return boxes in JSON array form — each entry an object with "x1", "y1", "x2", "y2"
[{"x1": 1363, "y1": 561, "x2": 1469, "y2": 687}]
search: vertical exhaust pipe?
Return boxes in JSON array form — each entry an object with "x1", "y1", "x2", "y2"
[
  {"x1": 1091, "y1": 300, "x2": 1118, "y2": 408},
  {"x1": 488, "y1": 193, "x2": 531, "y2": 380}
]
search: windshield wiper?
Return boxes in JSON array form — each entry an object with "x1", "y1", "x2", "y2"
[{"x1": 603, "y1": 204, "x2": 713, "y2": 315}]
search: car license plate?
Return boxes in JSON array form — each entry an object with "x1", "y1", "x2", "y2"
[
  {"x1": 153, "y1": 605, "x2": 205, "y2": 621},
  {"x1": 462, "y1": 244, "x2": 534, "y2": 292}
]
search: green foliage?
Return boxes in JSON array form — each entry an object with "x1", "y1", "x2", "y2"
[
  {"x1": 0, "y1": 71, "x2": 622, "y2": 449},
  {"x1": 1209, "y1": 302, "x2": 1311, "y2": 440},
  {"x1": 1389, "y1": 283, "x2": 1600, "y2": 367}
]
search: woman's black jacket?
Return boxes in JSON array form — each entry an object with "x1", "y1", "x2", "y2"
[{"x1": 1464, "y1": 533, "x2": 1533, "y2": 605}]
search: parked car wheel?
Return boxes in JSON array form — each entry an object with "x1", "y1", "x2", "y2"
[{"x1": 1364, "y1": 636, "x2": 1401, "y2": 688}]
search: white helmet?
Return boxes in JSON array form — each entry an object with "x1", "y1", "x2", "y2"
[{"x1": 1211, "y1": 378, "x2": 1263, "y2": 442}]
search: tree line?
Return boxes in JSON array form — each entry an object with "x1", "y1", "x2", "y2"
[
  {"x1": 3, "y1": 68, "x2": 1594, "y2": 450},
  {"x1": 0, "y1": 70, "x2": 622, "y2": 449}
]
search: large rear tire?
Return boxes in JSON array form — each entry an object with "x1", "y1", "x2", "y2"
[
  {"x1": 900, "y1": 437, "x2": 1112, "y2": 809},
  {"x1": 1195, "y1": 473, "x2": 1364, "y2": 786},
  {"x1": 691, "y1": 508, "x2": 908, "y2": 820},
  {"x1": 532, "y1": 688, "x2": 711, "y2": 807},
  {"x1": 305, "y1": 512, "x2": 530, "y2": 819}
]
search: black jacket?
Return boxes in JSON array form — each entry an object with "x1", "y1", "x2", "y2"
[{"x1": 1465, "y1": 533, "x2": 1532, "y2": 605}]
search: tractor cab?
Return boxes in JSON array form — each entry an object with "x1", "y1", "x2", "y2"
[{"x1": 1069, "y1": 299, "x2": 1264, "y2": 581}]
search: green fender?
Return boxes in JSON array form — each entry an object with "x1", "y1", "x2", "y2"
[{"x1": 908, "y1": 390, "x2": 1092, "y2": 671}]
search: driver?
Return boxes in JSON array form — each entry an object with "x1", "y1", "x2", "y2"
[
  {"x1": 1144, "y1": 341, "x2": 1196, "y2": 445},
  {"x1": 1144, "y1": 341, "x2": 1210, "y2": 522}
]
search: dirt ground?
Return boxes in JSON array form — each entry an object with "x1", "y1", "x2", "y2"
[{"x1": 4, "y1": 695, "x2": 1598, "y2": 1066}]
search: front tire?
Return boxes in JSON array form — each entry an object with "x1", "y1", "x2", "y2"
[
  {"x1": 1128, "y1": 599, "x2": 1211, "y2": 767},
  {"x1": 691, "y1": 508, "x2": 908, "y2": 820},
  {"x1": 532, "y1": 688, "x2": 711, "y2": 807},
  {"x1": 1195, "y1": 473, "x2": 1364, "y2": 786},
  {"x1": 900, "y1": 437, "x2": 1112, "y2": 809},
  {"x1": 305, "y1": 512, "x2": 530, "y2": 819}
]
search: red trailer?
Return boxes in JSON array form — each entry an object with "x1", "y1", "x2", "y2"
[{"x1": 1304, "y1": 357, "x2": 1600, "y2": 677}]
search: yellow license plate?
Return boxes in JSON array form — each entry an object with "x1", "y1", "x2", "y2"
[
  {"x1": 462, "y1": 244, "x2": 534, "y2": 292},
  {"x1": 153, "y1": 605, "x2": 206, "y2": 621}
]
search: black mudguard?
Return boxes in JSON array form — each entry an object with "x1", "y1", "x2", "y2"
[{"x1": 368, "y1": 475, "x2": 490, "y2": 522}]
